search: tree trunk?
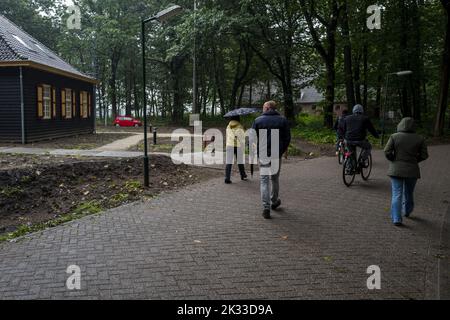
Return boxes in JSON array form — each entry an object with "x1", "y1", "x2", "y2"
[
  {"x1": 97, "y1": 86, "x2": 103, "y2": 120},
  {"x1": 109, "y1": 48, "x2": 121, "y2": 118},
  {"x1": 171, "y1": 55, "x2": 187, "y2": 124},
  {"x1": 133, "y1": 76, "x2": 140, "y2": 118},
  {"x1": 248, "y1": 82, "x2": 253, "y2": 107},
  {"x1": 299, "y1": 0, "x2": 339, "y2": 128},
  {"x1": 324, "y1": 61, "x2": 336, "y2": 128},
  {"x1": 342, "y1": 0, "x2": 356, "y2": 108},
  {"x1": 354, "y1": 52, "x2": 362, "y2": 105},
  {"x1": 435, "y1": 0, "x2": 450, "y2": 136},
  {"x1": 125, "y1": 71, "x2": 132, "y2": 116},
  {"x1": 238, "y1": 84, "x2": 245, "y2": 107},
  {"x1": 363, "y1": 44, "x2": 368, "y2": 109}
]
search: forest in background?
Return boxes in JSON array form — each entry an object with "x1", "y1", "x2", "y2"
[{"x1": 0, "y1": 0, "x2": 449, "y2": 135}]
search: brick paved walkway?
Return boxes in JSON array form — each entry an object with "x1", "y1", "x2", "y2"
[{"x1": 0, "y1": 145, "x2": 449, "y2": 300}]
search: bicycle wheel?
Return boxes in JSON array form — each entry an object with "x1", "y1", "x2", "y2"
[
  {"x1": 338, "y1": 148, "x2": 344, "y2": 165},
  {"x1": 361, "y1": 154, "x2": 373, "y2": 181},
  {"x1": 343, "y1": 156, "x2": 356, "y2": 187}
]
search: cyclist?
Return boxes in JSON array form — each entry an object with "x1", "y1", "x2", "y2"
[
  {"x1": 333, "y1": 109, "x2": 349, "y2": 156},
  {"x1": 340, "y1": 104, "x2": 380, "y2": 171}
]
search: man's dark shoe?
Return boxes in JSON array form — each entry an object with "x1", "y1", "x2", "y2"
[
  {"x1": 394, "y1": 222, "x2": 403, "y2": 227},
  {"x1": 271, "y1": 199, "x2": 282, "y2": 210},
  {"x1": 241, "y1": 175, "x2": 248, "y2": 181},
  {"x1": 263, "y1": 209, "x2": 271, "y2": 219},
  {"x1": 225, "y1": 179, "x2": 232, "y2": 184}
]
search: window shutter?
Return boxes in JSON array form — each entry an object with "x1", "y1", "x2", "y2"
[
  {"x1": 72, "y1": 91, "x2": 76, "y2": 118},
  {"x1": 52, "y1": 88, "x2": 57, "y2": 119},
  {"x1": 61, "y1": 89, "x2": 66, "y2": 119},
  {"x1": 37, "y1": 85, "x2": 44, "y2": 118},
  {"x1": 88, "y1": 93, "x2": 92, "y2": 118},
  {"x1": 79, "y1": 92, "x2": 83, "y2": 118}
]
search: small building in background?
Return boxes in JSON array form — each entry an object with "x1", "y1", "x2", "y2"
[
  {"x1": 240, "y1": 80, "x2": 347, "y2": 116},
  {"x1": 0, "y1": 14, "x2": 97, "y2": 143}
]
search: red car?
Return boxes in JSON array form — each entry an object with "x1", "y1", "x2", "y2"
[{"x1": 113, "y1": 116, "x2": 142, "y2": 128}]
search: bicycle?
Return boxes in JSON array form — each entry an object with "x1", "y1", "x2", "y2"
[
  {"x1": 337, "y1": 139, "x2": 345, "y2": 165},
  {"x1": 342, "y1": 142, "x2": 373, "y2": 187}
]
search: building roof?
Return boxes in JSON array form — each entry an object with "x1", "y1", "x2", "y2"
[
  {"x1": 0, "y1": 14, "x2": 97, "y2": 84},
  {"x1": 299, "y1": 87, "x2": 324, "y2": 104}
]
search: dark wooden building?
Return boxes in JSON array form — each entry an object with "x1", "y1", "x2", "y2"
[{"x1": 0, "y1": 14, "x2": 97, "y2": 143}]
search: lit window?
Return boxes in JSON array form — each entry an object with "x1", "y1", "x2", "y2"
[{"x1": 43, "y1": 85, "x2": 51, "y2": 120}]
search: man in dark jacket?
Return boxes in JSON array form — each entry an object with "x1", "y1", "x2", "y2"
[
  {"x1": 384, "y1": 117, "x2": 429, "y2": 226},
  {"x1": 340, "y1": 104, "x2": 380, "y2": 162},
  {"x1": 252, "y1": 101, "x2": 291, "y2": 219}
]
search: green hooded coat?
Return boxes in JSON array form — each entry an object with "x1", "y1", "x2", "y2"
[{"x1": 384, "y1": 118, "x2": 429, "y2": 179}]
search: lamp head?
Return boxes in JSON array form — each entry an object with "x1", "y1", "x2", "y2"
[
  {"x1": 396, "y1": 70, "x2": 413, "y2": 76},
  {"x1": 155, "y1": 5, "x2": 183, "y2": 22}
]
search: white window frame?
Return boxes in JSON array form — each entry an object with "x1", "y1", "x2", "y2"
[
  {"x1": 43, "y1": 85, "x2": 51, "y2": 120},
  {"x1": 65, "y1": 88, "x2": 72, "y2": 119}
]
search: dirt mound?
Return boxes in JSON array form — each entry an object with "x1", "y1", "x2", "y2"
[{"x1": 0, "y1": 155, "x2": 219, "y2": 235}]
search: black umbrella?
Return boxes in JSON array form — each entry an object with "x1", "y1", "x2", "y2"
[{"x1": 224, "y1": 108, "x2": 260, "y2": 118}]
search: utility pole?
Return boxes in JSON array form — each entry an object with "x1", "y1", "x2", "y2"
[{"x1": 193, "y1": 0, "x2": 198, "y2": 114}]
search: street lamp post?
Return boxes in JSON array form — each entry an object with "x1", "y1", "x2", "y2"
[
  {"x1": 141, "y1": 5, "x2": 183, "y2": 187},
  {"x1": 192, "y1": 0, "x2": 197, "y2": 114},
  {"x1": 381, "y1": 70, "x2": 413, "y2": 146}
]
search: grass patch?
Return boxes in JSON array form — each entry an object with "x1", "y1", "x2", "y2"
[
  {"x1": 293, "y1": 114, "x2": 336, "y2": 145},
  {"x1": 110, "y1": 193, "x2": 130, "y2": 205},
  {"x1": 0, "y1": 200, "x2": 103, "y2": 243},
  {"x1": 293, "y1": 113, "x2": 383, "y2": 148},
  {"x1": 0, "y1": 186, "x2": 24, "y2": 197},
  {"x1": 124, "y1": 180, "x2": 142, "y2": 193},
  {"x1": 287, "y1": 144, "x2": 304, "y2": 157}
]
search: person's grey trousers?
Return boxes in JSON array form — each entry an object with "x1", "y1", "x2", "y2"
[{"x1": 260, "y1": 159, "x2": 282, "y2": 210}]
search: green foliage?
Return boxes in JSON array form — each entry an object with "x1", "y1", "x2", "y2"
[
  {"x1": 0, "y1": 200, "x2": 104, "y2": 243},
  {"x1": 124, "y1": 180, "x2": 142, "y2": 193},
  {"x1": 72, "y1": 201, "x2": 103, "y2": 216},
  {"x1": 0, "y1": 186, "x2": 24, "y2": 197},
  {"x1": 293, "y1": 114, "x2": 336, "y2": 145},
  {"x1": 1, "y1": 0, "x2": 447, "y2": 132}
]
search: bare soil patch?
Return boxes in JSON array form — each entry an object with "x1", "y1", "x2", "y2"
[
  {"x1": 0, "y1": 133, "x2": 134, "y2": 150},
  {"x1": 0, "y1": 153, "x2": 221, "y2": 236}
]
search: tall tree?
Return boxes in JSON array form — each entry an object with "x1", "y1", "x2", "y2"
[
  {"x1": 242, "y1": 0, "x2": 307, "y2": 122},
  {"x1": 435, "y1": 0, "x2": 450, "y2": 136},
  {"x1": 300, "y1": 0, "x2": 341, "y2": 128}
]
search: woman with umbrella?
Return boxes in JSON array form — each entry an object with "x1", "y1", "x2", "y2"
[
  {"x1": 223, "y1": 108, "x2": 260, "y2": 184},
  {"x1": 225, "y1": 115, "x2": 248, "y2": 184}
]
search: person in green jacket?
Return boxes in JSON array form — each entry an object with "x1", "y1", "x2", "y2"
[
  {"x1": 384, "y1": 117, "x2": 429, "y2": 227},
  {"x1": 225, "y1": 116, "x2": 248, "y2": 184}
]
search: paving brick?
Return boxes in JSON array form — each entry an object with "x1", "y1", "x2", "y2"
[{"x1": 0, "y1": 146, "x2": 449, "y2": 299}]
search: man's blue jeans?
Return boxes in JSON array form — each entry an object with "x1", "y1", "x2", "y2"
[
  {"x1": 260, "y1": 160, "x2": 281, "y2": 210},
  {"x1": 390, "y1": 177, "x2": 418, "y2": 224}
]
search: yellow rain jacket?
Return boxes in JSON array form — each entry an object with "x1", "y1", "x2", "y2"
[{"x1": 226, "y1": 120, "x2": 245, "y2": 148}]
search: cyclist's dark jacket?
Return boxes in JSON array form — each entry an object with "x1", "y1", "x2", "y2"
[
  {"x1": 252, "y1": 110, "x2": 291, "y2": 158},
  {"x1": 333, "y1": 115, "x2": 348, "y2": 139},
  {"x1": 341, "y1": 114, "x2": 379, "y2": 141}
]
